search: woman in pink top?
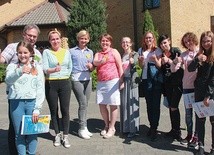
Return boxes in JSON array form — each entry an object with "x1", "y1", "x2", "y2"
[
  {"x1": 172, "y1": 32, "x2": 199, "y2": 148},
  {"x1": 93, "y1": 33, "x2": 124, "y2": 139}
]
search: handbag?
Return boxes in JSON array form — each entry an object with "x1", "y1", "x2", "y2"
[{"x1": 147, "y1": 62, "x2": 163, "y2": 83}]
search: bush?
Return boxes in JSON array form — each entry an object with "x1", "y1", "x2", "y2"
[
  {"x1": 91, "y1": 69, "x2": 97, "y2": 91},
  {"x1": 0, "y1": 64, "x2": 6, "y2": 83}
]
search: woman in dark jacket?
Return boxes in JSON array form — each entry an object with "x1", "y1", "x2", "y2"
[
  {"x1": 158, "y1": 35, "x2": 184, "y2": 141},
  {"x1": 188, "y1": 31, "x2": 214, "y2": 155}
]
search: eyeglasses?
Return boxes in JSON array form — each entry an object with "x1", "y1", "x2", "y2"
[{"x1": 25, "y1": 33, "x2": 38, "y2": 39}]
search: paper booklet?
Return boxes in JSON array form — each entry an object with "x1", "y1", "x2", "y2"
[
  {"x1": 21, "y1": 115, "x2": 50, "y2": 135},
  {"x1": 192, "y1": 99, "x2": 214, "y2": 118}
]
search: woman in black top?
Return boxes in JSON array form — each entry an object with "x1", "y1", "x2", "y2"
[
  {"x1": 158, "y1": 35, "x2": 184, "y2": 141},
  {"x1": 188, "y1": 31, "x2": 214, "y2": 155}
]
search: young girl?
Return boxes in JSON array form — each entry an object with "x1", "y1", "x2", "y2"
[
  {"x1": 120, "y1": 37, "x2": 139, "y2": 138},
  {"x1": 172, "y1": 32, "x2": 199, "y2": 148},
  {"x1": 5, "y1": 41, "x2": 45, "y2": 155},
  {"x1": 138, "y1": 31, "x2": 162, "y2": 141},
  {"x1": 188, "y1": 31, "x2": 214, "y2": 155},
  {"x1": 158, "y1": 34, "x2": 183, "y2": 142}
]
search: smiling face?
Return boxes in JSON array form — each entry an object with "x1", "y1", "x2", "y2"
[
  {"x1": 17, "y1": 46, "x2": 31, "y2": 64},
  {"x1": 23, "y1": 28, "x2": 39, "y2": 46},
  {"x1": 49, "y1": 32, "x2": 61, "y2": 51},
  {"x1": 121, "y1": 37, "x2": 132, "y2": 52},
  {"x1": 160, "y1": 38, "x2": 171, "y2": 52},
  {"x1": 201, "y1": 36, "x2": 212, "y2": 51},
  {"x1": 144, "y1": 32, "x2": 155, "y2": 47},
  {"x1": 100, "y1": 36, "x2": 111, "y2": 51},
  {"x1": 78, "y1": 34, "x2": 90, "y2": 49}
]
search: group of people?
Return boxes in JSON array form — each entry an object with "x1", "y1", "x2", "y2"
[
  {"x1": 0, "y1": 23, "x2": 214, "y2": 155},
  {"x1": 137, "y1": 31, "x2": 214, "y2": 155}
]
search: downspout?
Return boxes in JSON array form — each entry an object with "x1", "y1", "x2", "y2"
[{"x1": 133, "y1": 0, "x2": 138, "y2": 51}]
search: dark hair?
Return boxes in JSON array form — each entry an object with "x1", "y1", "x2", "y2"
[{"x1": 158, "y1": 34, "x2": 170, "y2": 47}]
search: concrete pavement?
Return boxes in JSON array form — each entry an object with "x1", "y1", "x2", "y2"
[{"x1": 0, "y1": 82, "x2": 212, "y2": 155}]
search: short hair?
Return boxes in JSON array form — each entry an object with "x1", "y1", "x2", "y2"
[
  {"x1": 158, "y1": 34, "x2": 170, "y2": 47},
  {"x1": 181, "y1": 32, "x2": 198, "y2": 49},
  {"x1": 23, "y1": 24, "x2": 40, "y2": 35},
  {"x1": 76, "y1": 30, "x2": 90, "y2": 40},
  {"x1": 99, "y1": 33, "x2": 113, "y2": 45},
  {"x1": 47, "y1": 28, "x2": 61, "y2": 40}
]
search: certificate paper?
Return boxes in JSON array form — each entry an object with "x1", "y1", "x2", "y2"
[{"x1": 192, "y1": 100, "x2": 214, "y2": 118}]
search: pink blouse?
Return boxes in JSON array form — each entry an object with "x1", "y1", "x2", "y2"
[{"x1": 97, "y1": 49, "x2": 119, "y2": 81}]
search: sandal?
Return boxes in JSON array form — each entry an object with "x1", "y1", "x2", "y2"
[
  {"x1": 100, "y1": 126, "x2": 108, "y2": 136},
  {"x1": 103, "y1": 128, "x2": 116, "y2": 139}
]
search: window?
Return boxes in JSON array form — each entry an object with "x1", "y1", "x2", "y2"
[{"x1": 143, "y1": 0, "x2": 160, "y2": 10}]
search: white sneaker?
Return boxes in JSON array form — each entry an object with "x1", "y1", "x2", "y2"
[
  {"x1": 54, "y1": 133, "x2": 62, "y2": 147},
  {"x1": 84, "y1": 127, "x2": 93, "y2": 137},
  {"x1": 78, "y1": 129, "x2": 90, "y2": 139},
  {"x1": 63, "y1": 135, "x2": 71, "y2": 148}
]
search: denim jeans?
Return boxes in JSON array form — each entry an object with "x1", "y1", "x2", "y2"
[
  {"x1": 144, "y1": 80, "x2": 162, "y2": 130},
  {"x1": 8, "y1": 99, "x2": 18, "y2": 155},
  {"x1": 10, "y1": 99, "x2": 37, "y2": 155},
  {"x1": 72, "y1": 80, "x2": 92, "y2": 130},
  {"x1": 183, "y1": 89, "x2": 195, "y2": 135}
]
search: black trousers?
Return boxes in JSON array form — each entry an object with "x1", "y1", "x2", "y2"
[
  {"x1": 196, "y1": 114, "x2": 214, "y2": 148},
  {"x1": 45, "y1": 79, "x2": 71, "y2": 135}
]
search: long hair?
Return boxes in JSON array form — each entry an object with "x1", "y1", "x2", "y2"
[
  {"x1": 141, "y1": 31, "x2": 157, "y2": 51},
  {"x1": 198, "y1": 31, "x2": 214, "y2": 63},
  {"x1": 16, "y1": 41, "x2": 35, "y2": 64}
]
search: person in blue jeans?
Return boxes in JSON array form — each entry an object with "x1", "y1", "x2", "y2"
[
  {"x1": 171, "y1": 32, "x2": 199, "y2": 148},
  {"x1": 0, "y1": 24, "x2": 42, "y2": 155},
  {"x1": 5, "y1": 41, "x2": 45, "y2": 155}
]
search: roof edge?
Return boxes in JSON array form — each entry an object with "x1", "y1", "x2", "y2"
[{"x1": 4, "y1": 0, "x2": 48, "y2": 27}]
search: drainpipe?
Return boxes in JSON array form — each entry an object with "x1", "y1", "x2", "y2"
[{"x1": 133, "y1": 0, "x2": 138, "y2": 51}]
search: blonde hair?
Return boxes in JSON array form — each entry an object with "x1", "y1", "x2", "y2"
[
  {"x1": 47, "y1": 28, "x2": 61, "y2": 40},
  {"x1": 76, "y1": 30, "x2": 90, "y2": 40}
]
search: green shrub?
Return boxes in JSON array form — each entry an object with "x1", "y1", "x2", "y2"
[
  {"x1": 91, "y1": 69, "x2": 97, "y2": 91},
  {"x1": 0, "y1": 64, "x2": 6, "y2": 83}
]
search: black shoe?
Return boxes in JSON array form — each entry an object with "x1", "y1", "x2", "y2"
[
  {"x1": 209, "y1": 149, "x2": 214, "y2": 155},
  {"x1": 150, "y1": 129, "x2": 158, "y2": 142},
  {"x1": 147, "y1": 128, "x2": 152, "y2": 137},
  {"x1": 195, "y1": 143, "x2": 205, "y2": 155},
  {"x1": 127, "y1": 132, "x2": 136, "y2": 138},
  {"x1": 180, "y1": 134, "x2": 192, "y2": 145},
  {"x1": 173, "y1": 130, "x2": 182, "y2": 142},
  {"x1": 164, "y1": 129, "x2": 174, "y2": 138}
]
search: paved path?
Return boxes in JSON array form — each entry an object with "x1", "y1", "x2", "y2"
[{"x1": 0, "y1": 82, "x2": 212, "y2": 155}]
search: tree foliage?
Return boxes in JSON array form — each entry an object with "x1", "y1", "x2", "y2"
[
  {"x1": 143, "y1": 10, "x2": 159, "y2": 39},
  {"x1": 67, "y1": 0, "x2": 107, "y2": 52}
]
